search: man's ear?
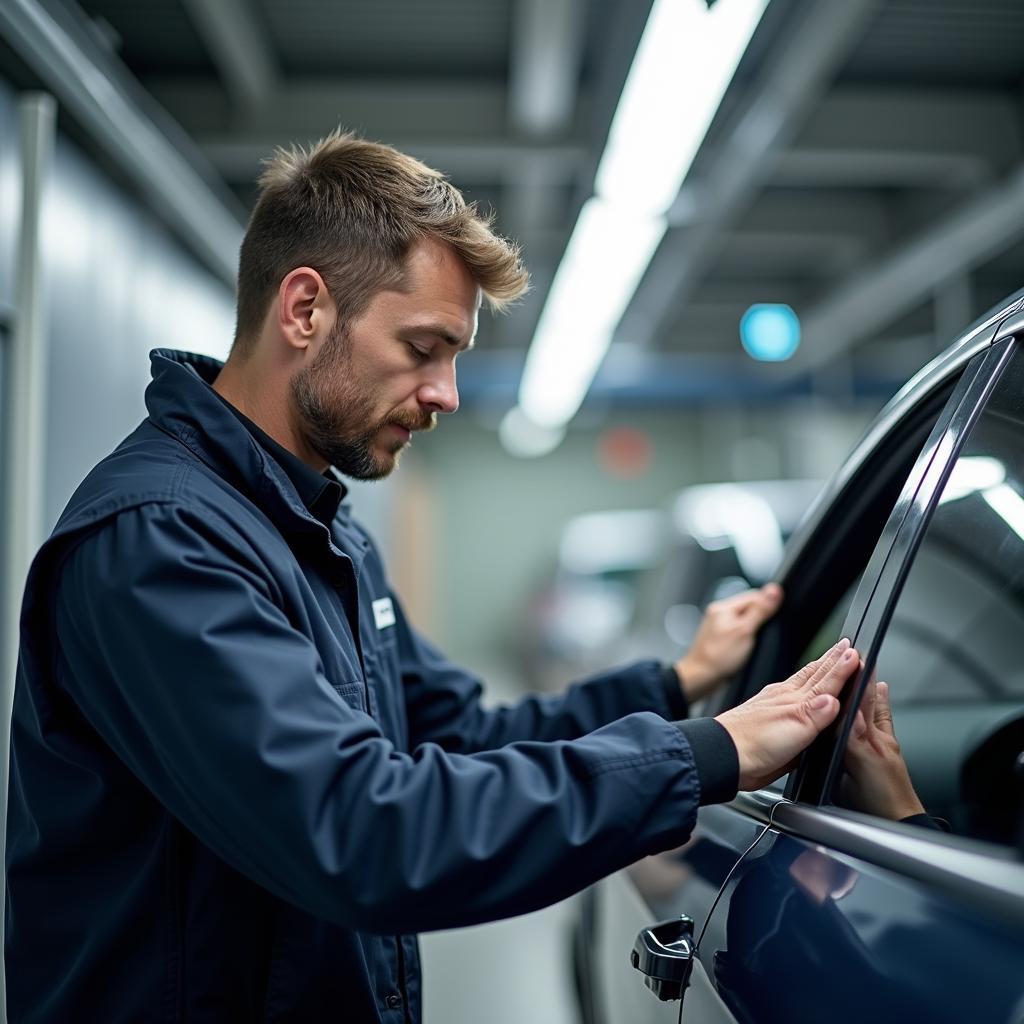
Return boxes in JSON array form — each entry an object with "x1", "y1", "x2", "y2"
[{"x1": 277, "y1": 268, "x2": 334, "y2": 352}]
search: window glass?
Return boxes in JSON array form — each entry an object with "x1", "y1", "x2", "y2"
[
  {"x1": 801, "y1": 576, "x2": 861, "y2": 664},
  {"x1": 835, "y1": 348, "x2": 1024, "y2": 847}
]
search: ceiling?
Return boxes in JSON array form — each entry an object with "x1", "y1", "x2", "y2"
[{"x1": 23, "y1": 0, "x2": 1024, "y2": 406}]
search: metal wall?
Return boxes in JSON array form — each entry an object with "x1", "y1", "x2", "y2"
[{"x1": 41, "y1": 131, "x2": 235, "y2": 528}]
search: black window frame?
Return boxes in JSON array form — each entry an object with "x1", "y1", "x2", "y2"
[
  {"x1": 714, "y1": 369, "x2": 965, "y2": 765},
  {"x1": 806, "y1": 338, "x2": 1018, "y2": 806}
]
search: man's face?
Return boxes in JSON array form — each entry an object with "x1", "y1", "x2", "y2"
[{"x1": 291, "y1": 238, "x2": 480, "y2": 479}]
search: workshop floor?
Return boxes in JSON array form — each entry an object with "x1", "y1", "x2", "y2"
[
  {"x1": 419, "y1": 656, "x2": 579, "y2": 1024},
  {"x1": 420, "y1": 896, "x2": 579, "y2": 1024}
]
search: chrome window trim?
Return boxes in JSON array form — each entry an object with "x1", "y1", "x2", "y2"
[
  {"x1": 834, "y1": 351, "x2": 986, "y2": 648},
  {"x1": 817, "y1": 339, "x2": 1018, "y2": 800},
  {"x1": 730, "y1": 790, "x2": 1024, "y2": 923},
  {"x1": 778, "y1": 289, "x2": 1024, "y2": 582}
]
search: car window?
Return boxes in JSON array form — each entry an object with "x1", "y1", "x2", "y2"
[
  {"x1": 834, "y1": 347, "x2": 1024, "y2": 847},
  {"x1": 800, "y1": 577, "x2": 861, "y2": 664}
]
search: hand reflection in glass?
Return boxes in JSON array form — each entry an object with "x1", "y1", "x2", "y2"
[{"x1": 841, "y1": 672, "x2": 926, "y2": 822}]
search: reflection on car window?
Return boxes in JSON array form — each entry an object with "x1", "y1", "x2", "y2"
[
  {"x1": 837, "y1": 349, "x2": 1024, "y2": 847},
  {"x1": 800, "y1": 577, "x2": 861, "y2": 665}
]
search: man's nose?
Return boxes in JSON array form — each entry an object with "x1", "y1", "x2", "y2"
[{"x1": 419, "y1": 364, "x2": 459, "y2": 415}]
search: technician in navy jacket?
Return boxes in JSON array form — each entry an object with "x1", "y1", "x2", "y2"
[{"x1": 6, "y1": 132, "x2": 860, "y2": 1023}]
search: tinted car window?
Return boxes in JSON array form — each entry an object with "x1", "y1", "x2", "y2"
[{"x1": 837, "y1": 348, "x2": 1024, "y2": 846}]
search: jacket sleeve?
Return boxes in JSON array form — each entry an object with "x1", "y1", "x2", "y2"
[
  {"x1": 395, "y1": 599, "x2": 686, "y2": 753},
  {"x1": 54, "y1": 502, "x2": 703, "y2": 935}
]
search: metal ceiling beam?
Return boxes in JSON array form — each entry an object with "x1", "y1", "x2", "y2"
[
  {"x1": 625, "y1": 0, "x2": 882, "y2": 348},
  {"x1": 502, "y1": 0, "x2": 588, "y2": 349},
  {"x1": 0, "y1": 0, "x2": 244, "y2": 284},
  {"x1": 504, "y1": 0, "x2": 587, "y2": 229},
  {"x1": 508, "y1": 0, "x2": 586, "y2": 135},
  {"x1": 199, "y1": 136, "x2": 586, "y2": 186},
  {"x1": 146, "y1": 78, "x2": 516, "y2": 140},
  {"x1": 794, "y1": 87, "x2": 1020, "y2": 167},
  {"x1": 770, "y1": 87, "x2": 1021, "y2": 189},
  {"x1": 180, "y1": 0, "x2": 276, "y2": 109},
  {"x1": 772, "y1": 148, "x2": 993, "y2": 189},
  {"x1": 654, "y1": 189, "x2": 891, "y2": 341},
  {"x1": 780, "y1": 161, "x2": 1024, "y2": 378},
  {"x1": 732, "y1": 189, "x2": 891, "y2": 241}
]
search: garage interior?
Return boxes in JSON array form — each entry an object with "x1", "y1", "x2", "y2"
[{"x1": 2, "y1": 2, "x2": 1024, "y2": 1022}]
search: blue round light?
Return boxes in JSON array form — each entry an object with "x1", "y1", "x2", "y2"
[{"x1": 740, "y1": 303, "x2": 801, "y2": 362}]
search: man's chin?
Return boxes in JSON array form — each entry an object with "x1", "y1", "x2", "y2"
[{"x1": 343, "y1": 444, "x2": 403, "y2": 482}]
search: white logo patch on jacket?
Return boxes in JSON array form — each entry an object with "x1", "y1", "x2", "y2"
[{"x1": 372, "y1": 597, "x2": 396, "y2": 630}]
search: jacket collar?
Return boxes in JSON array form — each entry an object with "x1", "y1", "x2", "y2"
[{"x1": 145, "y1": 349, "x2": 367, "y2": 562}]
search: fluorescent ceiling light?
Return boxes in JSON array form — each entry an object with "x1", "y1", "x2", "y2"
[
  {"x1": 499, "y1": 404, "x2": 565, "y2": 458},
  {"x1": 596, "y1": 0, "x2": 769, "y2": 218},
  {"x1": 511, "y1": 0, "x2": 769, "y2": 445},
  {"x1": 518, "y1": 197, "x2": 665, "y2": 427}
]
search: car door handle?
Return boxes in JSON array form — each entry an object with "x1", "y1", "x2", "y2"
[{"x1": 631, "y1": 915, "x2": 695, "y2": 1001}]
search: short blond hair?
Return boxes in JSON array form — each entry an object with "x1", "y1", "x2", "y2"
[{"x1": 233, "y1": 130, "x2": 529, "y2": 350}]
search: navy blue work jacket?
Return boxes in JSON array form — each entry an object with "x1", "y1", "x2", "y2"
[{"x1": 6, "y1": 350, "x2": 703, "y2": 1023}]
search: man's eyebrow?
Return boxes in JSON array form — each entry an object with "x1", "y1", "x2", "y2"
[{"x1": 403, "y1": 323, "x2": 474, "y2": 350}]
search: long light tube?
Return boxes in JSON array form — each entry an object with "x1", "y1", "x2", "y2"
[
  {"x1": 511, "y1": 0, "x2": 769, "y2": 444},
  {"x1": 519, "y1": 197, "x2": 665, "y2": 426}
]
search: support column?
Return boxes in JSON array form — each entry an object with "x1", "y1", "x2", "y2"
[{"x1": 1, "y1": 91, "x2": 56, "y2": 1022}]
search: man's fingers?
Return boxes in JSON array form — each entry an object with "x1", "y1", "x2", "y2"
[
  {"x1": 783, "y1": 637, "x2": 853, "y2": 699},
  {"x1": 723, "y1": 590, "x2": 765, "y2": 618},
  {"x1": 874, "y1": 681, "x2": 896, "y2": 735},
  {"x1": 737, "y1": 582, "x2": 784, "y2": 623},
  {"x1": 796, "y1": 638, "x2": 851, "y2": 690},
  {"x1": 851, "y1": 708, "x2": 867, "y2": 740},
  {"x1": 808, "y1": 645, "x2": 859, "y2": 698}
]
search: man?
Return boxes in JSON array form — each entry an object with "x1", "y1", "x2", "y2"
[{"x1": 6, "y1": 132, "x2": 859, "y2": 1023}]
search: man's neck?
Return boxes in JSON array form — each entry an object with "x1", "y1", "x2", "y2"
[{"x1": 212, "y1": 358, "x2": 329, "y2": 473}]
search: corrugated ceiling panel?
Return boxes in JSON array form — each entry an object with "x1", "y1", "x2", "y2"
[
  {"x1": 258, "y1": 0, "x2": 511, "y2": 77},
  {"x1": 78, "y1": 0, "x2": 216, "y2": 75},
  {"x1": 841, "y1": 0, "x2": 1024, "y2": 86}
]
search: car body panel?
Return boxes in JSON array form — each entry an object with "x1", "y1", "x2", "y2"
[
  {"x1": 584, "y1": 286, "x2": 1024, "y2": 1023},
  {"x1": 591, "y1": 803, "x2": 769, "y2": 1024},
  {"x1": 708, "y1": 819, "x2": 1024, "y2": 1024}
]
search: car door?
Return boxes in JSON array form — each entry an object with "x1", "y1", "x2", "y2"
[
  {"x1": 697, "y1": 336, "x2": 1024, "y2": 1024},
  {"x1": 594, "y1": 294, "x2": 1024, "y2": 1024}
]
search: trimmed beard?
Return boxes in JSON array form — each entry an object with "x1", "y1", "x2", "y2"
[{"x1": 291, "y1": 322, "x2": 435, "y2": 480}]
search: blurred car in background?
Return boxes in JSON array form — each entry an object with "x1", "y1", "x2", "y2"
[
  {"x1": 522, "y1": 483, "x2": 821, "y2": 692},
  {"x1": 521, "y1": 509, "x2": 665, "y2": 692},
  {"x1": 627, "y1": 479, "x2": 822, "y2": 666},
  {"x1": 574, "y1": 287, "x2": 1024, "y2": 1024}
]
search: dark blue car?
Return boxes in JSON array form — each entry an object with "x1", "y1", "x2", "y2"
[{"x1": 576, "y1": 287, "x2": 1024, "y2": 1024}]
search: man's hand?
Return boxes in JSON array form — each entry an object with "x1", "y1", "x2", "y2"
[
  {"x1": 842, "y1": 680, "x2": 925, "y2": 821},
  {"x1": 716, "y1": 639, "x2": 859, "y2": 791},
  {"x1": 675, "y1": 583, "x2": 783, "y2": 703}
]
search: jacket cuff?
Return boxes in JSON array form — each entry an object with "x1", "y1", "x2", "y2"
[
  {"x1": 660, "y1": 664, "x2": 690, "y2": 720},
  {"x1": 674, "y1": 718, "x2": 739, "y2": 806}
]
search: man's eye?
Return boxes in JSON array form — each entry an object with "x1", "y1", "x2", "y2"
[{"x1": 407, "y1": 343, "x2": 430, "y2": 362}]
